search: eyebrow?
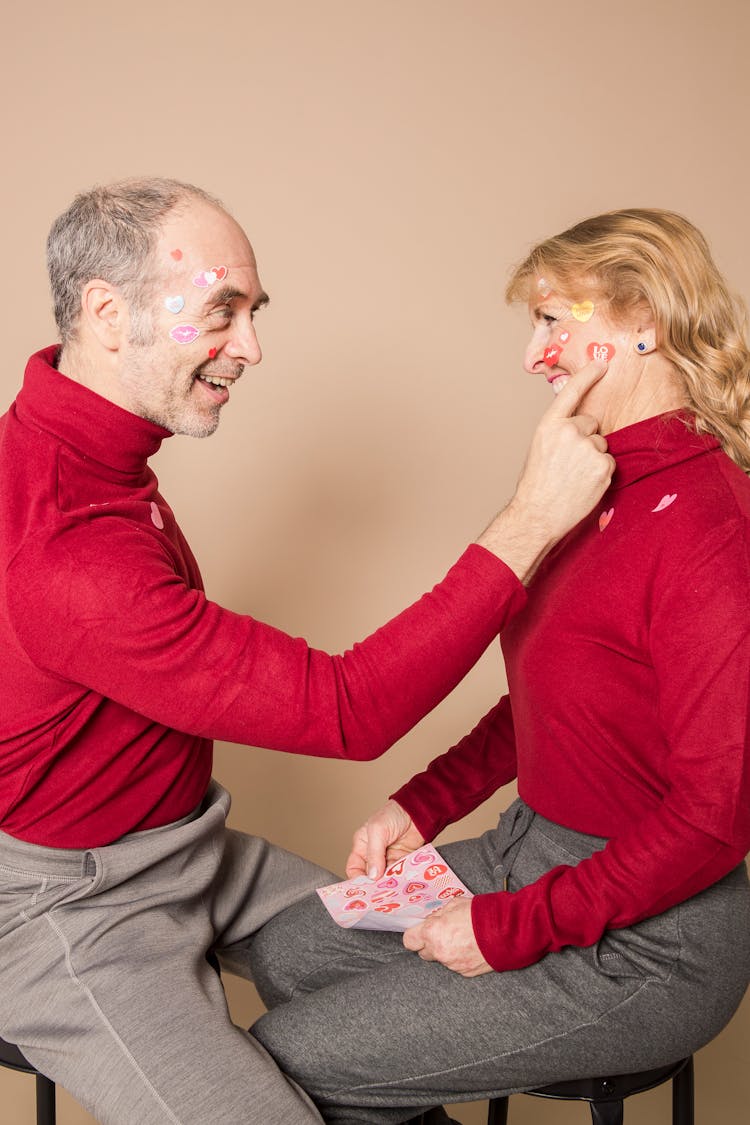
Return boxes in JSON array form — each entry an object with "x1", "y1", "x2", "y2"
[{"x1": 205, "y1": 284, "x2": 270, "y2": 310}]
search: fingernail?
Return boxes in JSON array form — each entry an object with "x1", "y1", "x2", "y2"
[{"x1": 368, "y1": 866, "x2": 377, "y2": 880}]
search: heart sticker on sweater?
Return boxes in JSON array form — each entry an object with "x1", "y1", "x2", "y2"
[
  {"x1": 150, "y1": 502, "x2": 164, "y2": 530},
  {"x1": 652, "y1": 494, "x2": 677, "y2": 512},
  {"x1": 598, "y1": 508, "x2": 614, "y2": 531}
]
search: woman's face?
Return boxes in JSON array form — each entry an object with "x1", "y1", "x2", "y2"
[{"x1": 523, "y1": 277, "x2": 657, "y2": 428}]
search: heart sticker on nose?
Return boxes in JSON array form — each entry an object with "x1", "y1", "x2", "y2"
[
  {"x1": 543, "y1": 345, "x2": 562, "y2": 367},
  {"x1": 571, "y1": 300, "x2": 595, "y2": 322},
  {"x1": 164, "y1": 295, "x2": 185, "y2": 314},
  {"x1": 587, "y1": 342, "x2": 616, "y2": 362},
  {"x1": 599, "y1": 508, "x2": 614, "y2": 531}
]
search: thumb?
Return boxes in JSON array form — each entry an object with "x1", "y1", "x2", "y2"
[
  {"x1": 365, "y1": 825, "x2": 390, "y2": 881},
  {"x1": 545, "y1": 360, "x2": 608, "y2": 419}
]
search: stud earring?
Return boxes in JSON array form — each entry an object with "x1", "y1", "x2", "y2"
[{"x1": 635, "y1": 341, "x2": 648, "y2": 354}]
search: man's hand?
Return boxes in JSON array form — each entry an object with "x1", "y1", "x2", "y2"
[
  {"x1": 478, "y1": 360, "x2": 615, "y2": 583},
  {"x1": 403, "y1": 899, "x2": 492, "y2": 977},
  {"x1": 346, "y1": 799, "x2": 426, "y2": 880}
]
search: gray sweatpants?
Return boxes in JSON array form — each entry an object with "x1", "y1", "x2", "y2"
[
  {"x1": 0, "y1": 781, "x2": 334, "y2": 1125},
  {"x1": 250, "y1": 799, "x2": 750, "y2": 1124}
]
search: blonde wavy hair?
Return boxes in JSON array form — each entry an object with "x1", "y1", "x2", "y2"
[{"x1": 506, "y1": 208, "x2": 750, "y2": 474}]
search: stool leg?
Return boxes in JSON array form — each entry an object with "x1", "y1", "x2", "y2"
[
  {"x1": 487, "y1": 1097, "x2": 509, "y2": 1125},
  {"x1": 35, "y1": 1073, "x2": 56, "y2": 1125},
  {"x1": 672, "y1": 1057, "x2": 694, "y2": 1125},
  {"x1": 590, "y1": 1101, "x2": 623, "y2": 1125}
]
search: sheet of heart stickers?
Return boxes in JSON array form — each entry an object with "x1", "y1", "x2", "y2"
[{"x1": 316, "y1": 846, "x2": 473, "y2": 932}]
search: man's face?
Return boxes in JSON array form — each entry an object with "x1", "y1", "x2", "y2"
[{"x1": 118, "y1": 199, "x2": 268, "y2": 437}]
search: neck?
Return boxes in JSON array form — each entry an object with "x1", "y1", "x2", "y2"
[
  {"x1": 57, "y1": 341, "x2": 129, "y2": 411},
  {"x1": 599, "y1": 354, "x2": 686, "y2": 435}
]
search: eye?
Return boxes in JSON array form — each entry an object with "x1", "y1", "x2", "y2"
[
  {"x1": 213, "y1": 307, "x2": 232, "y2": 320},
  {"x1": 542, "y1": 313, "x2": 558, "y2": 326}
]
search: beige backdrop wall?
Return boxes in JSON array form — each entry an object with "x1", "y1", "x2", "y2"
[{"x1": 2, "y1": 2, "x2": 748, "y2": 1122}]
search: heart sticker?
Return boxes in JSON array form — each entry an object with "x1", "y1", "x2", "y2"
[
  {"x1": 207, "y1": 347, "x2": 217, "y2": 359},
  {"x1": 587, "y1": 342, "x2": 616, "y2": 362},
  {"x1": 374, "y1": 903, "x2": 401, "y2": 913},
  {"x1": 385, "y1": 858, "x2": 406, "y2": 876},
  {"x1": 405, "y1": 881, "x2": 426, "y2": 894},
  {"x1": 164, "y1": 295, "x2": 185, "y2": 314},
  {"x1": 571, "y1": 300, "x2": 595, "y2": 322},
  {"x1": 344, "y1": 899, "x2": 367, "y2": 911},
  {"x1": 438, "y1": 887, "x2": 466, "y2": 899},
  {"x1": 376, "y1": 877, "x2": 398, "y2": 890},
  {"x1": 652, "y1": 494, "x2": 677, "y2": 512},
  {"x1": 559, "y1": 330, "x2": 570, "y2": 343},
  {"x1": 543, "y1": 345, "x2": 562, "y2": 367},
  {"x1": 412, "y1": 852, "x2": 436, "y2": 866},
  {"x1": 345, "y1": 887, "x2": 366, "y2": 897},
  {"x1": 193, "y1": 265, "x2": 228, "y2": 288},
  {"x1": 170, "y1": 248, "x2": 183, "y2": 261},
  {"x1": 169, "y1": 325, "x2": 200, "y2": 345},
  {"x1": 424, "y1": 864, "x2": 448, "y2": 880},
  {"x1": 150, "y1": 502, "x2": 164, "y2": 530},
  {"x1": 599, "y1": 508, "x2": 614, "y2": 531},
  {"x1": 537, "y1": 277, "x2": 552, "y2": 297}
]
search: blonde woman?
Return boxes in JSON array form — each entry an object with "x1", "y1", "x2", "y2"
[{"x1": 249, "y1": 210, "x2": 750, "y2": 1125}]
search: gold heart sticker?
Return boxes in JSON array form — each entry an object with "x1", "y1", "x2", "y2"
[{"x1": 571, "y1": 300, "x2": 595, "y2": 322}]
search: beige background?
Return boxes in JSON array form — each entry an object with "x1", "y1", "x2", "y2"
[{"x1": 2, "y1": 1, "x2": 749, "y2": 1121}]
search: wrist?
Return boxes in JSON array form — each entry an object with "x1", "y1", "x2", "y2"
[{"x1": 476, "y1": 501, "x2": 557, "y2": 585}]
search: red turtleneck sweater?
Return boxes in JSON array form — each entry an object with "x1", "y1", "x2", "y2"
[
  {"x1": 394, "y1": 411, "x2": 750, "y2": 971},
  {"x1": 0, "y1": 348, "x2": 526, "y2": 846}
]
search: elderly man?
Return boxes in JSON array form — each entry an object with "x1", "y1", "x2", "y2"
[{"x1": 0, "y1": 178, "x2": 611, "y2": 1124}]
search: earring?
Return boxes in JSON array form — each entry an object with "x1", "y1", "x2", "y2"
[{"x1": 635, "y1": 341, "x2": 648, "y2": 354}]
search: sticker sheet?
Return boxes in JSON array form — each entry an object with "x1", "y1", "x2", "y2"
[{"x1": 316, "y1": 847, "x2": 474, "y2": 932}]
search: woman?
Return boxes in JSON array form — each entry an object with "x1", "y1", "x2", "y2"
[{"x1": 246, "y1": 209, "x2": 750, "y2": 1124}]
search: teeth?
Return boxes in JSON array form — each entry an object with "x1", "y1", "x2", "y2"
[{"x1": 201, "y1": 375, "x2": 231, "y2": 388}]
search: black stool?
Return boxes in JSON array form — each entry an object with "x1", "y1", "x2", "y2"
[
  {"x1": 0, "y1": 1034, "x2": 56, "y2": 1124},
  {"x1": 488, "y1": 1055, "x2": 694, "y2": 1125}
]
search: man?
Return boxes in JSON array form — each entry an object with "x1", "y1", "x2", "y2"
[{"x1": 0, "y1": 178, "x2": 612, "y2": 1124}]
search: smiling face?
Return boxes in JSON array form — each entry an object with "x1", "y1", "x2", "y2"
[
  {"x1": 117, "y1": 199, "x2": 268, "y2": 437},
  {"x1": 524, "y1": 280, "x2": 657, "y2": 432}
]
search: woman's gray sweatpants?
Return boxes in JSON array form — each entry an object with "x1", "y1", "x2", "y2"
[
  {"x1": 250, "y1": 799, "x2": 750, "y2": 1124},
  {"x1": 0, "y1": 781, "x2": 334, "y2": 1125}
]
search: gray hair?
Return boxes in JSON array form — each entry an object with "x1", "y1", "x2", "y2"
[{"x1": 46, "y1": 177, "x2": 223, "y2": 344}]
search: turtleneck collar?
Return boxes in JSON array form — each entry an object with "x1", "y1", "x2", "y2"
[
  {"x1": 606, "y1": 410, "x2": 720, "y2": 491},
  {"x1": 14, "y1": 346, "x2": 172, "y2": 475}
]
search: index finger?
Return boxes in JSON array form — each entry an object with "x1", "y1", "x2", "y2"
[{"x1": 544, "y1": 360, "x2": 608, "y2": 420}]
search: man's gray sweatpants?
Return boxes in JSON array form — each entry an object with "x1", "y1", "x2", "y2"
[{"x1": 0, "y1": 781, "x2": 333, "y2": 1124}]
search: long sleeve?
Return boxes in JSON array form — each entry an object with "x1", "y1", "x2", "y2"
[
  {"x1": 471, "y1": 517, "x2": 750, "y2": 972},
  {"x1": 7, "y1": 522, "x2": 526, "y2": 761},
  {"x1": 391, "y1": 695, "x2": 518, "y2": 840}
]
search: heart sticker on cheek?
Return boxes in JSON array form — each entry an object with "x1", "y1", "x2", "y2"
[
  {"x1": 207, "y1": 348, "x2": 217, "y2": 359},
  {"x1": 571, "y1": 300, "x2": 595, "y2": 322},
  {"x1": 164, "y1": 295, "x2": 185, "y2": 314},
  {"x1": 170, "y1": 249, "x2": 183, "y2": 261},
  {"x1": 543, "y1": 345, "x2": 562, "y2": 367},
  {"x1": 559, "y1": 330, "x2": 570, "y2": 343},
  {"x1": 587, "y1": 342, "x2": 616, "y2": 362},
  {"x1": 169, "y1": 325, "x2": 200, "y2": 345}
]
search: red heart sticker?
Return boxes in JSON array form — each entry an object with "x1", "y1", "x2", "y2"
[
  {"x1": 385, "y1": 858, "x2": 406, "y2": 876},
  {"x1": 374, "y1": 903, "x2": 401, "y2": 913},
  {"x1": 438, "y1": 887, "x2": 466, "y2": 899},
  {"x1": 405, "y1": 881, "x2": 426, "y2": 894},
  {"x1": 424, "y1": 864, "x2": 448, "y2": 880},
  {"x1": 344, "y1": 899, "x2": 366, "y2": 911},
  {"x1": 543, "y1": 345, "x2": 562, "y2": 367},
  {"x1": 599, "y1": 508, "x2": 614, "y2": 531},
  {"x1": 207, "y1": 348, "x2": 217, "y2": 359},
  {"x1": 586, "y1": 342, "x2": 616, "y2": 362}
]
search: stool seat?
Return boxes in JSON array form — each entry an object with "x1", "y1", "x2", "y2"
[{"x1": 488, "y1": 1056, "x2": 693, "y2": 1125}]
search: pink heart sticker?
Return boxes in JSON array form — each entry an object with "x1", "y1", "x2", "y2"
[
  {"x1": 412, "y1": 852, "x2": 435, "y2": 866},
  {"x1": 376, "y1": 877, "x2": 398, "y2": 889},
  {"x1": 405, "y1": 881, "x2": 426, "y2": 894},
  {"x1": 599, "y1": 508, "x2": 614, "y2": 531},
  {"x1": 150, "y1": 502, "x2": 164, "y2": 530},
  {"x1": 652, "y1": 494, "x2": 677, "y2": 512}
]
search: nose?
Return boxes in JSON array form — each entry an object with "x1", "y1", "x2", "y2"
[
  {"x1": 224, "y1": 314, "x2": 262, "y2": 366},
  {"x1": 523, "y1": 327, "x2": 548, "y2": 374}
]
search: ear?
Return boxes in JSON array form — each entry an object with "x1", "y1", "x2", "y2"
[
  {"x1": 79, "y1": 279, "x2": 128, "y2": 352},
  {"x1": 633, "y1": 313, "x2": 656, "y2": 355}
]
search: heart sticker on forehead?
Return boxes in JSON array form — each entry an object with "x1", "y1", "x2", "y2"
[
  {"x1": 164, "y1": 295, "x2": 185, "y2": 314},
  {"x1": 193, "y1": 265, "x2": 229, "y2": 288},
  {"x1": 571, "y1": 300, "x2": 595, "y2": 322}
]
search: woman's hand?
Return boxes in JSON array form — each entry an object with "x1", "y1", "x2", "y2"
[
  {"x1": 345, "y1": 799, "x2": 426, "y2": 880},
  {"x1": 403, "y1": 899, "x2": 493, "y2": 977}
]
